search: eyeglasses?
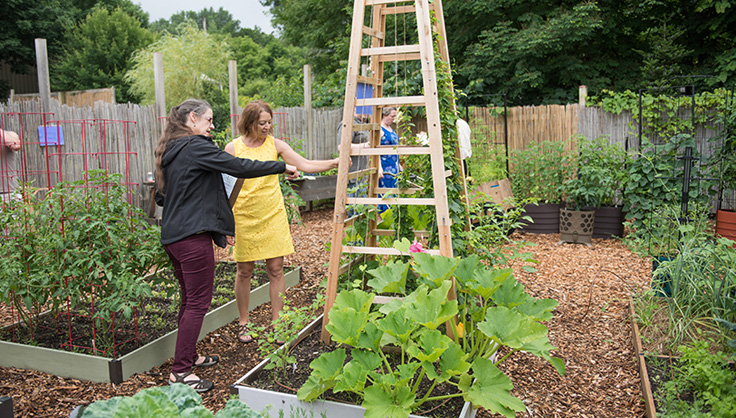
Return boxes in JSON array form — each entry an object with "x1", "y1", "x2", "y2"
[{"x1": 204, "y1": 116, "x2": 213, "y2": 124}]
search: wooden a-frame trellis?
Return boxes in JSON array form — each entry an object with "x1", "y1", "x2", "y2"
[{"x1": 322, "y1": 0, "x2": 467, "y2": 342}]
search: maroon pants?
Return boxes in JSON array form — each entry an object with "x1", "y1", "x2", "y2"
[{"x1": 163, "y1": 233, "x2": 215, "y2": 374}]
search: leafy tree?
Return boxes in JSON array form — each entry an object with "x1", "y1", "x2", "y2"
[
  {"x1": 447, "y1": 1, "x2": 605, "y2": 105},
  {"x1": 261, "y1": 0, "x2": 351, "y2": 79},
  {"x1": 70, "y1": 0, "x2": 150, "y2": 26},
  {"x1": 125, "y1": 24, "x2": 232, "y2": 131},
  {"x1": 446, "y1": 0, "x2": 736, "y2": 105},
  {"x1": 227, "y1": 35, "x2": 306, "y2": 105},
  {"x1": 150, "y1": 7, "x2": 240, "y2": 36},
  {"x1": 51, "y1": 6, "x2": 155, "y2": 103},
  {"x1": 1, "y1": 0, "x2": 75, "y2": 72},
  {"x1": 238, "y1": 27, "x2": 274, "y2": 46}
]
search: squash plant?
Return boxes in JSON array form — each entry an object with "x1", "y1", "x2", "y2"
[
  {"x1": 297, "y1": 249, "x2": 564, "y2": 418},
  {"x1": 0, "y1": 170, "x2": 169, "y2": 351}
]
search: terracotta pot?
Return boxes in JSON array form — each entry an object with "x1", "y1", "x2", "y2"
[
  {"x1": 558, "y1": 208, "x2": 595, "y2": 246},
  {"x1": 519, "y1": 203, "x2": 560, "y2": 234},
  {"x1": 593, "y1": 206, "x2": 624, "y2": 238},
  {"x1": 716, "y1": 209, "x2": 736, "y2": 247}
]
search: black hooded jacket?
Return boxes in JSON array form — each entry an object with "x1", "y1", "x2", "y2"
[{"x1": 155, "y1": 135, "x2": 285, "y2": 246}]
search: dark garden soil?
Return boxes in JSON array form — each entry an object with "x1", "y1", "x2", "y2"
[
  {"x1": 0, "y1": 208, "x2": 651, "y2": 417},
  {"x1": 644, "y1": 356, "x2": 693, "y2": 413},
  {"x1": 0, "y1": 263, "x2": 269, "y2": 358}
]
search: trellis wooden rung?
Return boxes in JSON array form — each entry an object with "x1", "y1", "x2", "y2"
[
  {"x1": 356, "y1": 96, "x2": 426, "y2": 107},
  {"x1": 347, "y1": 168, "x2": 375, "y2": 180},
  {"x1": 382, "y1": 5, "x2": 416, "y2": 15},
  {"x1": 373, "y1": 187, "x2": 422, "y2": 194},
  {"x1": 351, "y1": 146, "x2": 430, "y2": 156},
  {"x1": 361, "y1": 45, "x2": 420, "y2": 57},
  {"x1": 366, "y1": 0, "x2": 414, "y2": 5},
  {"x1": 346, "y1": 197, "x2": 437, "y2": 206},
  {"x1": 338, "y1": 255, "x2": 366, "y2": 275},
  {"x1": 373, "y1": 295, "x2": 404, "y2": 304},
  {"x1": 352, "y1": 123, "x2": 380, "y2": 131},
  {"x1": 377, "y1": 53, "x2": 421, "y2": 63},
  {"x1": 362, "y1": 25, "x2": 383, "y2": 39},
  {"x1": 356, "y1": 75, "x2": 382, "y2": 86},
  {"x1": 342, "y1": 246, "x2": 441, "y2": 256}
]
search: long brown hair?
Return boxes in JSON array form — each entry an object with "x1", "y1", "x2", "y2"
[
  {"x1": 154, "y1": 99, "x2": 211, "y2": 193},
  {"x1": 237, "y1": 100, "x2": 273, "y2": 138}
]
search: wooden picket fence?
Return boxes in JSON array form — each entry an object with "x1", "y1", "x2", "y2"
[{"x1": 12, "y1": 87, "x2": 116, "y2": 107}]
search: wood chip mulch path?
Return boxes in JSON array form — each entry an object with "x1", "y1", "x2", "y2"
[{"x1": 0, "y1": 207, "x2": 649, "y2": 417}]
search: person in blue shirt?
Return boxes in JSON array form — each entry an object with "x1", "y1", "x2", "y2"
[{"x1": 377, "y1": 107, "x2": 400, "y2": 214}]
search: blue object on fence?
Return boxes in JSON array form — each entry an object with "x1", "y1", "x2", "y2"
[
  {"x1": 356, "y1": 82, "x2": 373, "y2": 115},
  {"x1": 38, "y1": 125, "x2": 64, "y2": 146}
]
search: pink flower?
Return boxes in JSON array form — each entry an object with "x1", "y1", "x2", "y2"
[{"x1": 409, "y1": 239, "x2": 427, "y2": 253}]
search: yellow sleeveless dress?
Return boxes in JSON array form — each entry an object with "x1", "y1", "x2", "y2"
[{"x1": 232, "y1": 135, "x2": 294, "y2": 262}]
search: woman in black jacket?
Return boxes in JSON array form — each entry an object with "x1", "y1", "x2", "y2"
[{"x1": 154, "y1": 99, "x2": 296, "y2": 393}]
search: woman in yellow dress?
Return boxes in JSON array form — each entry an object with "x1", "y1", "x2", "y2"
[{"x1": 225, "y1": 100, "x2": 341, "y2": 343}]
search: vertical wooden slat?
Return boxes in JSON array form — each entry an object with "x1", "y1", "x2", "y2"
[{"x1": 321, "y1": 0, "x2": 368, "y2": 343}]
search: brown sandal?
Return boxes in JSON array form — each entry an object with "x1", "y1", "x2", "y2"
[
  {"x1": 169, "y1": 371, "x2": 214, "y2": 393},
  {"x1": 237, "y1": 324, "x2": 254, "y2": 344},
  {"x1": 193, "y1": 354, "x2": 219, "y2": 367}
]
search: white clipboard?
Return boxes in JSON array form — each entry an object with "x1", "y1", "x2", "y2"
[{"x1": 222, "y1": 173, "x2": 244, "y2": 208}]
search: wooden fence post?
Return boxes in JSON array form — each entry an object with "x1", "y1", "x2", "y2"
[
  {"x1": 34, "y1": 39, "x2": 51, "y2": 112},
  {"x1": 229, "y1": 60, "x2": 238, "y2": 138},
  {"x1": 579, "y1": 85, "x2": 587, "y2": 107},
  {"x1": 153, "y1": 52, "x2": 166, "y2": 119},
  {"x1": 304, "y1": 64, "x2": 313, "y2": 159}
]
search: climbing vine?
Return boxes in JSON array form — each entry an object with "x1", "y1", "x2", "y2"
[{"x1": 395, "y1": 11, "x2": 470, "y2": 256}]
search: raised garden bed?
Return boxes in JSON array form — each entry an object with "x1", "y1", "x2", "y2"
[
  {"x1": 0, "y1": 263, "x2": 301, "y2": 383},
  {"x1": 630, "y1": 300, "x2": 657, "y2": 418},
  {"x1": 231, "y1": 314, "x2": 476, "y2": 418},
  {"x1": 629, "y1": 299, "x2": 736, "y2": 417}
]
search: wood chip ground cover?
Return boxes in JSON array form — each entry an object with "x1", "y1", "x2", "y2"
[{"x1": 0, "y1": 208, "x2": 650, "y2": 417}]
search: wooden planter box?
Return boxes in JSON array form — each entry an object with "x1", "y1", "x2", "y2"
[
  {"x1": 289, "y1": 175, "x2": 337, "y2": 203},
  {"x1": 231, "y1": 314, "x2": 477, "y2": 418},
  {"x1": 0, "y1": 266, "x2": 301, "y2": 384}
]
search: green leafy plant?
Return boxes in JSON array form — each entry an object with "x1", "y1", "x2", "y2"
[
  {"x1": 466, "y1": 130, "x2": 507, "y2": 186},
  {"x1": 297, "y1": 251, "x2": 563, "y2": 418},
  {"x1": 77, "y1": 384, "x2": 264, "y2": 417},
  {"x1": 709, "y1": 105, "x2": 736, "y2": 209},
  {"x1": 623, "y1": 134, "x2": 714, "y2": 230},
  {"x1": 281, "y1": 174, "x2": 305, "y2": 225},
  {"x1": 0, "y1": 171, "x2": 169, "y2": 353},
  {"x1": 459, "y1": 197, "x2": 537, "y2": 270},
  {"x1": 509, "y1": 140, "x2": 576, "y2": 203},
  {"x1": 560, "y1": 136, "x2": 629, "y2": 209},
  {"x1": 656, "y1": 340, "x2": 736, "y2": 417},
  {"x1": 631, "y1": 202, "x2": 736, "y2": 353},
  {"x1": 254, "y1": 294, "x2": 325, "y2": 379}
]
